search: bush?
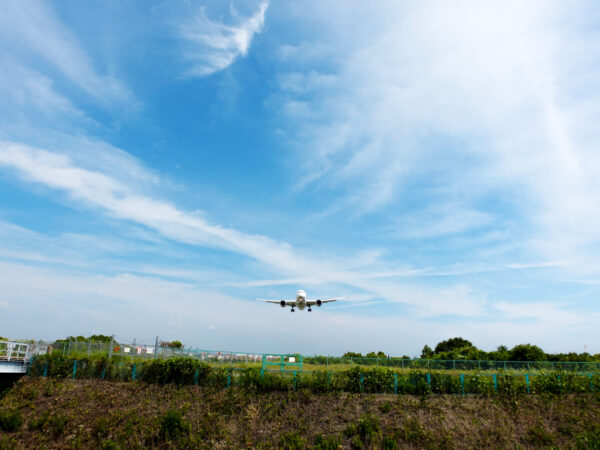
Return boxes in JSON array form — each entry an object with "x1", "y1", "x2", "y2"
[
  {"x1": 141, "y1": 358, "x2": 212, "y2": 385},
  {"x1": 159, "y1": 410, "x2": 190, "y2": 440},
  {"x1": 0, "y1": 409, "x2": 23, "y2": 432}
]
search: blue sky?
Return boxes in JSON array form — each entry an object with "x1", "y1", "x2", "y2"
[{"x1": 1, "y1": 0, "x2": 600, "y2": 356}]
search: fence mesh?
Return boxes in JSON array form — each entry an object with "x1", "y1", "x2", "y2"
[{"x1": 43, "y1": 340, "x2": 600, "y2": 373}]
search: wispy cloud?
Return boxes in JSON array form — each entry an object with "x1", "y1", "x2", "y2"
[
  {"x1": 275, "y1": 1, "x2": 600, "y2": 271},
  {"x1": 0, "y1": 0, "x2": 137, "y2": 109},
  {"x1": 0, "y1": 141, "x2": 488, "y2": 318},
  {"x1": 180, "y1": 2, "x2": 268, "y2": 76}
]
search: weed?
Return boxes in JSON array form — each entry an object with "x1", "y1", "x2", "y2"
[
  {"x1": 28, "y1": 411, "x2": 49, "y2": 430},
  {"x1": 0, "y1": 436, "x2": 17, "y2": 450},
  {"x1": 279, "y1": 431, "x2": 306, "y2": 449},
  {"x1": 524, "y1": 424, "x2": 555, "y2": 446},
  {"x1": 314, "y1": 434, "x2": 341, "y2": 449},
  {"x1": 383, "y1": 435, "x2": 398, "y2": 449},
  {"x1": 49, "y1": 412, "x2": 69, "y2": 438},
  {"x1": 0, "y1": 408, "x2": 23, "y2": 432},
  {"x1": 402, "y1": 417, "x2": 433, "y2": 444},
  {"x1": 101, "y1": 439, "x2": 120, "y2": 450},
  {"x1": 576, "y1": 430, "x2": 600, "y2": 449},
  {"x1": 345, "y1": 413, "x2": 381, "y2": 446},
  {"x1": 95, "y1": 416, "x2": 110, "y2": 436},
  {"x1": 379, "y1": 400, "x2": 392, "y2": 413},
  {"x1": 159, "y1": 409, "x2": 190, "y2": 440}
]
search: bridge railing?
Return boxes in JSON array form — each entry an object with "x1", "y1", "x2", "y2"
[{"x1": 0, "y1": 341, "x2": 31, "y2": 361}]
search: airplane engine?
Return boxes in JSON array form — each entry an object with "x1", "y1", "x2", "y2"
[
  {"x1": 316, "y1": 299, "x2": 322, "y2": 307},
  {"x1": 280, "y1": 300, "x2": 286, "y2": 307}
]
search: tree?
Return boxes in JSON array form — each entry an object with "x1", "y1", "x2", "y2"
[
  {"x1": 421, "y1": 345, "x2": 434, "y2": 359},
  {"x1": 169, "y1": 340, "x2": 183, "y2": 349},
  {"x1": 89, "y1": 334, "x2": 113, "y2": 343},
  {"x1": 509, "y1": 344, "x2": 545, "y2": 361},
  {"x1": 343, "y1": 352, "x2": 363, "y2": 358},
  {"x1": 434, "y1": 337, "x2": 473, "y2": 354}
]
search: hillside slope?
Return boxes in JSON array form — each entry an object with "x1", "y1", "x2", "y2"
[{"x1": 1, "y1": 378, "x2": 599, "y2": 448}]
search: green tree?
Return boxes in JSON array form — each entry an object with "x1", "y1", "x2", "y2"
[
  {"x1": 434, "y1": 337, "x2": 473, "y2": 354},
  {"x1": 343, "y1": 352, "x2": 363, "y2": 358},
  {"x1": 509, "y1": 344, "x2": 545, "y2": 361},
  {"x1": 421, "y1": 345, "x2": 434, "y2": 359},
  {"x1": 170, "y1": 340, "x2": 183, "y2": 349}
]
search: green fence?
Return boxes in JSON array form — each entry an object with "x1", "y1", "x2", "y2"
[
  {"x1": 28, "y1": 355, "x2": 600, "y2": 395},
  {"x1": 46, "y1": 341, "x2": 600, "y2": 373}
]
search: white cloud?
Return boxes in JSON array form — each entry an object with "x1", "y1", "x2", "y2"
[
  {"x1": 1, "y1": 259, "x2": 596, "y2": 354},
  {"x1": 0, "y1": 0, "x2": 136, "y2": 108},
  {"x1": 0, "y1": 58, "x2": 83, "y2": 119},
  {"x1": 493, "y1": 301, "x2": 585, "y2": 327},
  {"x1": 0, "y1": 141, "x2": 488, "y2": 318},
  {"x1": 180, "y1": 2, "x2": 268, "y2": 76},
  {"x1": 276, "y1": 1, "x2": 600, "y2": 270}
]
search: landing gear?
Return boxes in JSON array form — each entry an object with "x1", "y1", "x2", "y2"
[
  {"x1": 308, "y1": 308, "x2": 312, "y2": 312},
  {"x1": 291, "y1": 308, "x2": 295, "y2": 312}
]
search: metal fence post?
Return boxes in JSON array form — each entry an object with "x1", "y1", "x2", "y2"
[
  {"x1": 460, "y1": 374, "x2": 464, "y2": 394},
  {"x1": 101, "y1": 366, "x2": 106, "y2": 380},
  {"x1": 589, "y1": 374, "x2": 593, "y2": 392},
  {"x1": 194, "y1": 369, "x2": 199, "y2": 385},
  {"x1": 87, "y1": 338, "x2": 91, "y2": 358},
  {"x1": 493, "y1": 374, "x2": 497, "y2": 392},
  {"x1": 394, "y1": 373, "x2": 398, "y2": 394},
  {"x1": 360, "y1": 373, "x2": 364, "y2": 393},
  {"x1": 293, "y1": 371, "x2": 297, "y2": 390},
  {"x1": 132, "y1": 364, "x2": 136, "y2": 381},
  {"x1": 72, "y1": 360, "x2": 77, "y2": 379},
  {"x1": 44, "y1": 362, "x2": 48, "y2": 378},
  {"x1": 525, "y1": 374, "x2": 530, "y2": 394},
  {"x1": 427, "y1": 373, "x2": 431, "y2": 390},
  {"x1": 108, "y1": 336, "x2": 114, "y2": 360},
  {"x1": 154, "y1": 336, "x2": 159, "y2": 360},
  {"x1": 227, "y1": 369, "x2": 232, "y2": 387}
]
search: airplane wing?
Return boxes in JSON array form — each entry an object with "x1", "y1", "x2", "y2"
[
  {"x1": 306, "y1": 297, "x2": 345, "y2": 306},
  {"x1": 258, "y1": 299, "x2": 297, "y2": 307}
]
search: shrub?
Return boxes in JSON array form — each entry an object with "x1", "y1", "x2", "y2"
[
  {"x1": 159, "y1": 409, "x2": 190, "y2": 440},
  {"x1": 430, "y1": 373, "x2": 460, "y2": 394},
  {"x1": 0, "y1": 409, "x2": 23, "y2": 432},
  {"x1": 363, "y1": 367, "x2": 394, "y2": 393},
  {"x1": 141, "y1": 358, "x2": 212, "y2": 385}
]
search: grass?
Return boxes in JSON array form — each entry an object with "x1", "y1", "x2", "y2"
[{"x1": 1, "y1": 377, "x2": 599, "y2": 448}]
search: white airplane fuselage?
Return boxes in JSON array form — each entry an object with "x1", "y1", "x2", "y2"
[{"x1": 295, "y1": 290, "x2": 307, "y2": 310}]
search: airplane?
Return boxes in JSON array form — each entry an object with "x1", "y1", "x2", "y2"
[{"x1": 259, "y1": 289, "x2": 344, "y2": 312}]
